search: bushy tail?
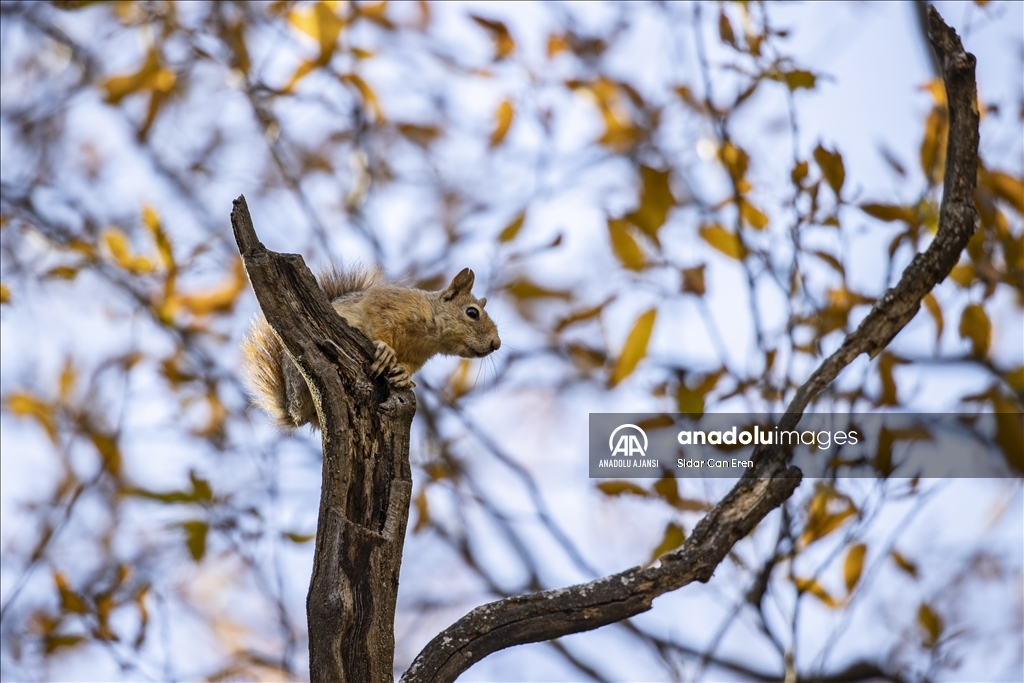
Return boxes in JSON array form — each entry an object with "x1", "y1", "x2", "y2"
[{"x1": 240, "y1": 264, "x2": 382, "y2": 430}]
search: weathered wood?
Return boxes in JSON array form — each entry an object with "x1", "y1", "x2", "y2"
[
  {"x1": 231, "y1": 196, "x2": 415, "y2": 683},
  {"x1": 400, "y1": 8, "x2": 979, "y2": 682}
]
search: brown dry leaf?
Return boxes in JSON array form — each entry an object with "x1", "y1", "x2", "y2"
[
  {"x1": 681, "y1": 265, "x2": 706, "y2": 296},
  {"x1": 890, "y1": 550, "x2": 919, "y2": 578},
  {"x1": 813, "y1": 144, "x2": 845, "y2": 197},
  {"x1": 489, "y1": 99, "x2": 514, "y2": 147},
  {"x1": 717, "y1": 9, "x2": 736, "y2": 47},
  {"x1": 625, "y1": 166, "x2": 674, "y2": 241},
  {"x1": 609, "y1": 308, "x2": 657, "y2": 387},
  {"x1": 860, "y1": 203, "x2": 916, "y2": 224},
  {"x1": 397, "y1": 123, "x2": 441, "y2": 148},
  {"x1": 699, "y1": 223, "x2": 746, "y2": 260},
  {"x1": 843, "y1": 543, "x2": 866, "y2": 594},
  {"x1": 608, "y1": 218, "x2": 645, "y2": 271},
  {"x1": 648, "y1": 522, "x2": 685, "y2": 565},
  {"x1": 791, "y1": 160, "x2": 809, "y2": 184},
  {"x1": 793, "y1": 576, "x2": 838, "y2": 608},
  {"x1": 782, "y1": 69, "x2": 816, "y2": 91},
  {"x1": 471, "y1": 15, "x2": 515, "y2": 60},
  {"x1": 958, "y1": 303, "x2": 991, "y2": 357}
]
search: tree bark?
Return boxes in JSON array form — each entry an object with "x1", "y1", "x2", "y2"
[
  {"x1": 401, "y1": 7, "x2": 978, "y2": 682},
  {"x1": 231, "y1": 197, "x2": 416, "y2": 683}
]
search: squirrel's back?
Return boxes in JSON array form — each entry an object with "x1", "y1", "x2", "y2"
[{"x1": 241, "y1": 266, "x2": 381, "y2": 430}]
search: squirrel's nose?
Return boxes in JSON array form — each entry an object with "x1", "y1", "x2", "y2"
[{"x1": 490, "y1": 338, "x2": 501, "y2": 352}]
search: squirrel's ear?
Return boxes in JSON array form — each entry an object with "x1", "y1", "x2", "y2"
[
  {"x1": 442, "y1": 268, "x2": 475, "y2": 301},
  {"x1": 478, "y1": 297, "x2": 487, "y2": 307}
]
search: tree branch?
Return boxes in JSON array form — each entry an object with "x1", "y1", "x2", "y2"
[
  {"x1": 400, "y1": 7, "x2": 979, "y2": 682},
  {"x1": 231, "y1": 196, "x2": 417, "y2": 683}
]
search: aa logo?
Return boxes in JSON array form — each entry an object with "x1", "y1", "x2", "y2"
[{"x1": 609, "y1": 424, "x2": 648, "y2": 458}]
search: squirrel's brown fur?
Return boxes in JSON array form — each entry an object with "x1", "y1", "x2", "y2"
[{"x1": 241, "y1": 265, "x2": 500, "y2": 430}]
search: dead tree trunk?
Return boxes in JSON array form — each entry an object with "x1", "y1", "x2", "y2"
[{"x1": 231, "y1": 198, "x2": 415, "y2": 683}]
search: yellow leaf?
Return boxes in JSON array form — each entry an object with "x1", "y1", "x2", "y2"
[
  {"x1": 791, "y1": 160, "x2": 809, "y2": 184},
  {"x1": 793, "y1": 577, "x2": 838, "y2": 608},
  {"x1": 844, "y1": 543, "x2": 866, "y2": 593},
  {"x1": 920, "y1": 107, "x2": 948, "y2": 185},
  {"x1": 173, "y1": 260, "x2": 247, "y2": 316},
  {"x1": 89, "y1": 431, "x2": 121, "y2": 475},
  {"x1": 101, "y1": 227, "x2": 154, "y2": 274},
  {"x1": 681, "y1": 265, "x2": 706, "y2": 296},
  {"x1": 101, "y1": 47, "x2": 176, "y2": 104},
  {"x1": 182, "y1": 520, "x2": 208, "y2": 562},
  {"x1": 284, "y1": 59, "x2": 318, "y2": 92},
  {"x1": 58, "y1": 359, "x2": 76, "y2": 401},
  {"x1": 504, "y1": 279, "x2": 571, "y2": 300},
  {"x1": 958, "y1": 303, "x2": 991, "y2": 357},
  {"x1": 413, "y1": 488, "x2": 430, "y2": 533},
  {"x1": 981, "y1": 170, "x2": 1024, "y2": 215},
  {"x1": 609, "y1": 308, "x2": 657, "y2": 387},
  {"x1": 597, "y1": 480, "x2": 648, "y2": 497},
  {"x1": 890, "y1": 550, "x2": 919, "y2": 578},
  {"x1": 341, "y1": 73, "x2": 382, "y2": 121},
  {"x1": 288, "y1": 1, "x2": 345, "y2": 56},
  {"x1": 813, "y1": 144, "x2": 845, "y2": 197},
  {"x1": 142, "y1": 204, "x2": 174, "y2": 270},
  {"x1": 922, "y1": 293, "x2": 943, "y2": 342},
  {"x1": 782, "y1": 69, "x2": 816, "y2": 91},
  {"x1": 447, "y1": 359, "x2": 473, "y2": 399},
  {"x1": 547, "y1": 32, "x2": 569, "y2": 58},
  {"x1": 489, "y1": 99, "x2": 514, "y2": 147},
  {"x1": 283, "y1": 531, "x2": 315, "y2": 543},
  {"x1": 699, "y1": 223, "x2": 746, "y2": 260},
  {"x1": 652, "y1": 475, "x2": 709, "y2": 511},
  {"x1": 949, "y1": 262, "x2": 974, "y2": 286},
  {"x1": 0, "y1": 283, "x2": 10, "y2": 304},
  {"x1": 648, "y1": 522, "x2": 685, "y2": 565},
  {"x1": 625, "y1": 166, "x2": 674, "y2": 240},
  {"x1": 860, "y1": 203, "x2": 916, "y2": 224},
  {"x1": 918, "y1": 603, "x2": 943, "y2": 648},
  {"x1": 397, "y1": 123, "x2": 441, "y2": 147},
  {"x1": 739, "y1": 198, "x2": 769, "y2": 229},
  {"x1": 471, "y1": 15, "x2": 515, "y2": 59},
  {"x1": 54, "y1": 572, "x2": 88, "y2": 614},
  {"x1": 608, "y1": 218, "x2": 645, "y2": 271},
  {"x1": 799, "y1": 483, "x2": 857, "y2": 548},
  {"x1": 7, "y1": 392, "x2": 58, "y2": 443},
  {"x1": 718, "y1": 142, "x2": 749, "y2": 187},
  {"x1": 555, "y1": 298, "x2": 612, "y2": 332},
  {"x1": 876, "y1": 352, "x2": 901, "y2": 406},
  {"x1": 498, "y1": 211, "x2": 525, "y2": 243},
  {"x1": 1005, "y1": 366, "x2": 1024, "y2": 392}
]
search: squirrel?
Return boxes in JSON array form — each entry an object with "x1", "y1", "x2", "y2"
[{"x1": 241, "y1": 265, "x2": 501, "y2": 430}]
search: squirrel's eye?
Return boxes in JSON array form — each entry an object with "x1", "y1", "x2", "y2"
[{"x1": 465, "y1": 306, "x2": 480, "y2": 320}]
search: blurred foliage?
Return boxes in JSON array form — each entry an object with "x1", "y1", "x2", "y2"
[{"x1": 0, "y1": 1, "x2": 1021, "y2": 680}]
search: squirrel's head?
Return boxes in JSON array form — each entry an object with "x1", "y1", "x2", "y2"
[{"x1": 435, "y1": 268, "x2": 501, "y2": 359}]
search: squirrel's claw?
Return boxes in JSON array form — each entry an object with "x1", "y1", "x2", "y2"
[{"x1": 372, "y1": 341, "x2": 415, "y2": 389}]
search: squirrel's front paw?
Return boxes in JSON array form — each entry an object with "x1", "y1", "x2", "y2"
[{"x1": 371, "y1": 341, "x2": 415, "y2": 389}]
